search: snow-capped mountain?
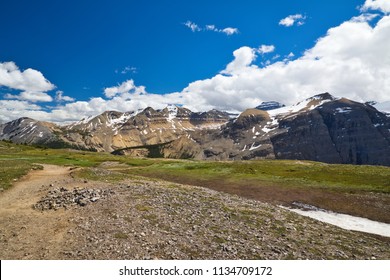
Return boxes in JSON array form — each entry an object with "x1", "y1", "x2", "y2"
[
  {"x1": 0, "y1": 105, "x2": 230, "y2": 152},
  {"x1": 255, "y1": 101, "x2": 285, "y2": 111},
  {"x1": 1, "y1": 93, "x2": 390, "y2": 166},
  {"x1": 194, "y1": 93, "x2": 390, "y2": 165}
]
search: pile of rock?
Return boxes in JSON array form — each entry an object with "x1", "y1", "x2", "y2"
[{"x1": 34, "y1": 187, "x2": 114, "y2": 211}]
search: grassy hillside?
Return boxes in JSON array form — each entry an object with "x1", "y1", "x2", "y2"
[
  {"x1": 119, "y1": 160, "x2": 390, "y2": 193},
  {"x1": 2, "y1": 140, "x2": 390, "y2": 192},
  {"x1": 1, "y1": 140, "x2": 390, "y2": 222}
]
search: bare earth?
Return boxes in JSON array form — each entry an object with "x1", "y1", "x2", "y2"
[
  {"x1": 0, "y1": 165, "x2": 73, "y2": 259},
  {"x1": 0, "y1": 164, "x2": 389, "y2": 260}
]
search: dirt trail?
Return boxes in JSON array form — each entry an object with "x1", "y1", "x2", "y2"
[
  {"x1": 0, "y1": 164, "x2": 74, "y2": 259},
  {"x1": 1, "y1": 165, "x2": 389, "y2": 260}
]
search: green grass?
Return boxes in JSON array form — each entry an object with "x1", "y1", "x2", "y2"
[
  {"x1": 1, "y1": 140, "x2": 390, "y2": 195},
  {"x1": 0, "y1": 160, "x2": 43, "y2": 190},
  {"x1": 0, "y1": 141, "x2": 122, "y2": 189},
  {"x1": 0, "y1": 140, "x2": 145, "y2": 165},
  {"x1": 74, "y1": 168, "x2": 129, "y2": 182},
  {"x1": 121, "y1": 160, "x2": 390, "y2": 194}
]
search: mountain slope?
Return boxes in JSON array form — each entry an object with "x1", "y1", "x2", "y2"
[
  {"x1": 0, "y1": 106, "x2": 231, "y2": 152},
  {"x1": 1, "y1": 93, "x2": 390, "y2": 166},
  {"x1": 182, "y1": 93, "x2": 390, "y2": 165},
  {"x1": 0, "y1": 117, "x2": 70, "y2": 148},
  {"x1": 270, "y1": 96, "x2": 390, "y2": 165}
]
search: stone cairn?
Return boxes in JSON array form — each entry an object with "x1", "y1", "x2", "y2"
[{"x1": 34, "y1": 187, "x2": 114, "y2": 211}]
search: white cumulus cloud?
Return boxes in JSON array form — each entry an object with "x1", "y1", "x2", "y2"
[
  {"x1": 0, "y1": 100, "x2": 44, "y2": 124},
  {"x1": 184, "y1": 21, "x2": 239, "y2": 35},
  {"x1": 361, "y1": 0, "x2": 390, "y2": 13},
  {"x1": 0, "y1": 61, "x2": 55, "y2": 103},
  {"x1": 5, "y1": 91, "x2": 53, "y2": 102},
  {"x1": 55, "y1": 90, "x2": 75, "y2": 102},
  {"x1": 104, "y1": 80, "x2": 146, "y2": 98},
  {"x1": 279, "y1": 14, "x2": 306, "y2": 27},
  {"x1": 180, "y1": 13, "x2": 390, "y2": 112},
  {"x1": 184, "y1": 20, "x2": 201, "y2": 32},
  {"x1": 257, "y1": 45, "x2": 275, "y2": 54},
  {"x1": 221, "y1": 27, "x2": 239, "y2": 35},
  {"x1": 0, "y1": 61, "x2": 55, "y2": 93},
  {"x1": 206, "y1": 25, "x2": 216, "y2": 31},
  {"x1": 222, "y1": 47, "x2": 257, "y2": 75}
]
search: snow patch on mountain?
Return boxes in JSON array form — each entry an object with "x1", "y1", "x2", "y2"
[
  {"x1": 268, "y1": 93, "x2": 337, "y2": 117},
  {"x1": 166, "y1": 104, "x2": 178, "y2": 121},
  {"x1": 335, "y1": 107, "x2": 353, "y2": 114},
  {"x1": 249, "y1": 143, "x2": 262, "y2": 151}
]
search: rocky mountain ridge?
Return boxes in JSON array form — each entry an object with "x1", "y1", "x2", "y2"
[
  {"x1": 0, "y1": 105, "x2": 231, "y2": 152},
  {"x1": 1, "y1": 93, "x2": 390, "y2": 166}
]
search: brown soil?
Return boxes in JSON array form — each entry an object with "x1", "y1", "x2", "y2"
[
  {"x1": 0, "y1": 165, "x2": 75, "y2": 259},
  {"x1": 1, "y1": 165, "x2": 389, "y2": 260},
  {"x1": 131, "y1": 171, "x2": 390, "y2": 223}
]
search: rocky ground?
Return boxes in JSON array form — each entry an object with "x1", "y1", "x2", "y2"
[{"x1": 0, "y1": 165, "x2": 389, "y2": 260}]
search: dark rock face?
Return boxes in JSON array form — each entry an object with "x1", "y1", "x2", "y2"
[
  {"x1": 317, "y1": 99, "x2": 390, "y2": 165},
  {"x1": 270, "y1": 98, "x2": 390, "y2": 165},
  {"x1": 270, "y1": 109, "x2": 341, "y2": 163}
]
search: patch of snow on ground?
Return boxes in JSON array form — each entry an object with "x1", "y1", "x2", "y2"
[{"x1": 280, "y1": 206, "x2": 390, "y2": 237}]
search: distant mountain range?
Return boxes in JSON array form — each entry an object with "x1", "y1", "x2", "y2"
[{"x1": 1, "y1": 93, "x2": 390, "y2": 166}]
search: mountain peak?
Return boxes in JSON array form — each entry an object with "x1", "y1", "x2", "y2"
[
  {"x1": 309, "y1": 92, "x2": 336, "y2": 101},
  {"x1": 256, "y1": 101, "x2": 285, "y2": 111},
  {"x1": 268, "y1": 93, "x2": 338, "y2": 117},
  {"x1": 162, "y1": 104, "x2": 179, "y2": 120},
  {"x1": 1, "y1": 94, "x2": 390, "y2": 166}
]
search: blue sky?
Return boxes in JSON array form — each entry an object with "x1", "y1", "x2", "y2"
[{"x1": 1, "y1": 0, "x2": 390, "y2": 123}]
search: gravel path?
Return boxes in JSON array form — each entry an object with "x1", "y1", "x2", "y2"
[{"x1": 1, "y1": 165, "x2": 389, "y2": 259}]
